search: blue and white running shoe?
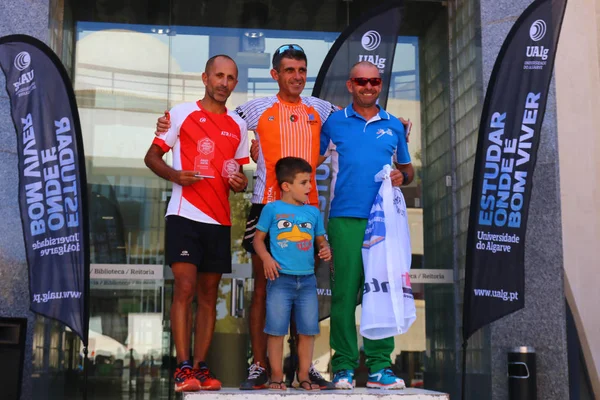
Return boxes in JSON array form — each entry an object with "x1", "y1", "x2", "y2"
[
  {"x1": 366, "y1": 368, "x2": 406, "y2": 389},
  {"x1": 332, "y1": 369, "x2": 354, "y2": 389}
]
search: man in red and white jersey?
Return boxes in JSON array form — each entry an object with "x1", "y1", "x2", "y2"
[{"x1": 144, "y1": 55, "x2": 249, "y2": 392}]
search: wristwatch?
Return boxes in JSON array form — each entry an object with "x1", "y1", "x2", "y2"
[{"x1": 401, "y1": 171, "x2": 409, "y2": 186}]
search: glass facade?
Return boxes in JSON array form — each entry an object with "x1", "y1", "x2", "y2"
[{"x1": 33, "y1": 1, "x2": 487, "y2": 399}]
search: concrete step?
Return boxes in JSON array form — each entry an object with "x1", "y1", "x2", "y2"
[{"x1": 183, "y1": 387, "x2": 449, "y2": 399}]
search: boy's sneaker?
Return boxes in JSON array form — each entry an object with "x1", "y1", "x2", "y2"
[
  {"x1": 239, "y1": 362, "x2": 269, "y2": 390},
  {"x1": 366, "y1": 368, "x2": 406, "y2": 389},
  {"x1": 174, "y1": 361, "x2": 200, "y2": 392},
  {"x1": 308, "y1": 364, "x2": 336, "y2": 390},
  {"x1": 193, "y1": 362, "x2": 222, "y2": 390},
  {"x1": 332, "y1": 369, "x2": 355, "y2": 389}
]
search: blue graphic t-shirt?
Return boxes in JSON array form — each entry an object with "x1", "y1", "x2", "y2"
[{"x1": 256, "y1": 200, "x2": 326, "y2": 275}]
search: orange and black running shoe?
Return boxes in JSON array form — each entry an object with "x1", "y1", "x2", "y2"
[
  {"x1": 174, "y1": 361, "x2": 200, "y2": 392},
  {"x1": 194, "y1": 362, "x2": 222, "y2": 390}
]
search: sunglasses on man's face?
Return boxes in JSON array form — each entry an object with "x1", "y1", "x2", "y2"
[
  {"x1": 351, "y1": 77, "x2": 382, "y2": 87},
  {"x1": 274, "y1": 44, "x2": 305, "y2": 56}
]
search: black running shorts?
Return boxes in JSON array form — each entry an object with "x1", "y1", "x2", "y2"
[
  {"x1": 241, "y1": 203, "x2": 270, "y2": 254},
  {"x1": 165, "y1": 215, "x2": 232, "y2": 273}
]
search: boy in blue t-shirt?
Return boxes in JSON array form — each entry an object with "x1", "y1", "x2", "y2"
[{"x1": 253, "y1": 156, "x2": 332, "y2": 391}]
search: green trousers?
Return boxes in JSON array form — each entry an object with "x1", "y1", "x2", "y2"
[{"x1": 328, "y1": 217, "x2": 394, "y2": 373}]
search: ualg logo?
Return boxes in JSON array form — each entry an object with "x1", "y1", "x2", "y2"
[
  {"x1": 523, "y1": 19, "x2": 549, "y2": 69},
  {"x1": 14, "y1": 51, "x2": 31, "y2": 70},
  {"x1": 358, "y1": 30, "x2": 386, "y2": 72},
  {"x1": 12, "y1": 51, "x2": 36, "y2": 97},
  {"x1": 358, "y1": 54, "x2": 387, "y2": 71},
  {"x1": 526, "y1": 45, "x2": 548, "y2": 60},
  {"x1": 361, "y1": 30, "x2": 381, "y2": 51},
  {"x1": 529, "y1": 19, "x2": 547, "y2": 41}
]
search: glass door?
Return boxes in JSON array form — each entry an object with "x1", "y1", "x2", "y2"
[{"x1": 71, "y1": 0, "x2": 435, "y2": 394}]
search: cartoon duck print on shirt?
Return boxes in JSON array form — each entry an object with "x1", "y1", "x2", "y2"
[{"x1": 275, "y1": 216, "x2": 313, "y2": 252}]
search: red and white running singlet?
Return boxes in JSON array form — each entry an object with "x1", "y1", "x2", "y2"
[
  {"x1": 235, "y1": 95, "x2": 337, "y2": 206},
  {"x1": 153, "y1": 101, "x2": 249, "y2": 226}
]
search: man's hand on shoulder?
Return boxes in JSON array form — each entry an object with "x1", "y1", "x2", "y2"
[
  {"x1": 155, "y1": 110, "x2": 171, "y2": 136},
  {"x1": 250, "y1": 139, "x2": 259, "y2": 163},
  {"x1": 399, "y1": 117, "x2": 412, "y2": 143},
  {"x1": 228, "y1": 171, "x2": 248, "y2": 193}
]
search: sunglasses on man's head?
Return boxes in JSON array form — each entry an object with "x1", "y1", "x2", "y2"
[
  {"x1": 274, "y1": 44, "x2": 305, "y2": 56},
  {"x1": 351, "y1": 77, "x2": 382, "y2": 86}
]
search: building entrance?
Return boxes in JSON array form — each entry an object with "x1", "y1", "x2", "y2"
[{"x1": 30, "y1": 0, "x2": 459, "y2": 397}]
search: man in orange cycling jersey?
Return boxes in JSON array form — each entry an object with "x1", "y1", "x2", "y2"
[{"x1": 235, "y1": 46, "x2": 338, "y2": 389}]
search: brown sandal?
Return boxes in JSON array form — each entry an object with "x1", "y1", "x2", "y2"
[{"x1": 297, "y1": 380, "x2": 320, "y2": 391}]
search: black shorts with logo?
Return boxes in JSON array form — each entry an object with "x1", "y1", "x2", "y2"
[
  {"x1": 165, "y1": 215, "x2": 232, "y2": 273},
  {"x1": 242, "y1": 203, "x2": 270, "y2": 255}
]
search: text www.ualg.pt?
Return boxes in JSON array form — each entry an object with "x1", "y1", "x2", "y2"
[
  {"x1": 473, "y1": 288, "x2": 519, "y2": 302},
  {"x1": 33, "y1": 290, "x2": 82, "y2": 303}
]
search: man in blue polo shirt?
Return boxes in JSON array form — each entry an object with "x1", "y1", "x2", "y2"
[{"x1": 320, "y1": 61, "x2": 414, "y2": 390}]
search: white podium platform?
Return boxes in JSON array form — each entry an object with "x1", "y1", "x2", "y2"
[{"x1": 183, "y1": 388, "x2": 449, "y2": 399}]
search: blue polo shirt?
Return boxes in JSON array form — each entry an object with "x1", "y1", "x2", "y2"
[{"x1": 320, "y1": 104, "x2": 411, "y2": 219}]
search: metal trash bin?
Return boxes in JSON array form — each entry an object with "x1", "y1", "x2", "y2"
[
  {"x1": 0, "y1": 318, "x2": 27, "y2": 400},
  {"x1": 508, "y1": 346, "x2": 536, "y2": 400}
]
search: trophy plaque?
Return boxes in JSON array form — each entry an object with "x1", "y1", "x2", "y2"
[
  {"x1": 194, "y1": 138, "x2": 216, "y2": 178},
  {"x1": 222, "y1": 159, "x2": 240, "y2": 178}
]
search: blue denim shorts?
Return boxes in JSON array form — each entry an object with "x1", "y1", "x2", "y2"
[{"x1": 264, "y1": 273, "x2": 320, "y2": 336}]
